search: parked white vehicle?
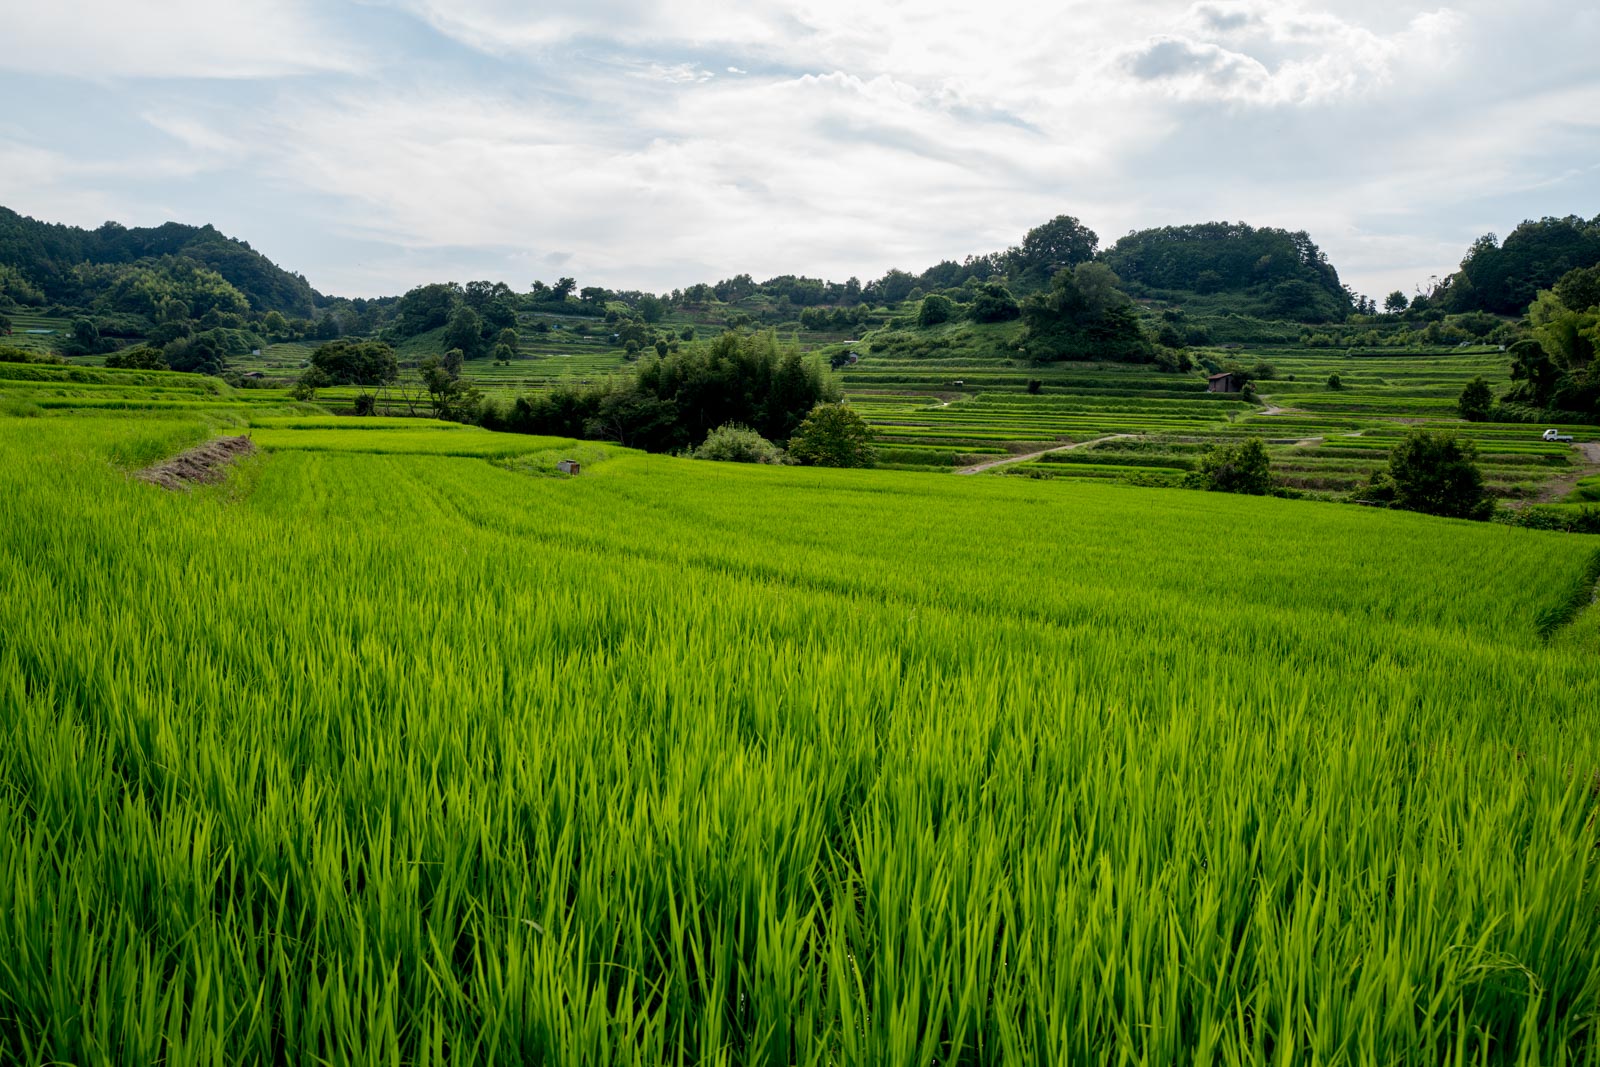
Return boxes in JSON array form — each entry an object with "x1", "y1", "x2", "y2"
[{"x1": 1542, "y1": 428, "x2": 1575, "y2": 443}]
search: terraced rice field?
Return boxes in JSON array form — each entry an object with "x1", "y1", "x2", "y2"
[
  {"x1": 0, "y1": 311, "x2": 69, "y2": 354},
  {"x1": 1, "y1": 374, "x2": 1598, "y2": 1063},
  {"x1": 836, "y1": 347, "x2": 1598, "y2": 501}
]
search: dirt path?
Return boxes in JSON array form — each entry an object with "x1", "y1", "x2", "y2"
[
  {"x1": 1514, "y1": 440, "x2": 1600, "y2": 507},
  {"x1": 955, "y1": 434, "x2": 1135, "y2": 476},
  {"x1": 138, "y1": 436, "x2": 256, "y2": 490}
]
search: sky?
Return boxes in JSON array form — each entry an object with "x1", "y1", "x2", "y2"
[{"x1": 1, "y1": 0, "x2": 1596, "y2": 302}]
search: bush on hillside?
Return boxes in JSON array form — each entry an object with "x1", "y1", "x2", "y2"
[
  {"x1": 104, "y1": 345, "x2": 169, "y2": 370},
  {"x1": 1191, "y1": 438, "x2": 1273, "y2": 495},
  {"x1": 500, "y1": 330, "x2": 837, "y2": 452},
  {"x1": 1359, "y1": 430, "x2": 1491, "y2": 520},
  {"x1": 786, "y1": 404, "x2": 877, "y2": 468},
  {"x1": 967, "y1": 282, "x2": 1021, "y2": 323},
  {"x1": 1458, "y1": 376, "x2": 1494, "y2": 421},
  {"x1": 917, "y1": 294, "x2": 956, "y2": 327},
  {"x1": 694, "y1": 423, "x2": 787, "y2": 464},
  {"x1": 0, "y1": 344, "x2": 65, "y2": 365}
]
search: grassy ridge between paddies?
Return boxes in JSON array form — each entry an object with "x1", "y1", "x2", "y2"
[
  {"x1": 249, "y1": 425, "x2": 579, "y2": 459},
  {"x1": 2, "y1": 407, "x2": 1600, "y2": 1065}
]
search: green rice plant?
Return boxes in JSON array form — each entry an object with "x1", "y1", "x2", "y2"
[{"x1": 1, "y1": 396, "x2": 1599, "y2": 1066}]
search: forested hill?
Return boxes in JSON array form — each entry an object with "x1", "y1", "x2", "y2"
[
  {"x1": 0, "y1": 207, "x2": 320, "y2": 317},
  {"x1": 1437, "y1": 215, "x2": 1600, "y2": 316},
  {"x1": 1101, "y1": 223, "x2": 1350, "y2": 322}
]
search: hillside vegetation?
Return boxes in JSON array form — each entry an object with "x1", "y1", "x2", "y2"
[{"x1": 0, "y1": 206, "x2": 319, "y2": 316}]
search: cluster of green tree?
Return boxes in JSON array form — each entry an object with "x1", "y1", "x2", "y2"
[
  {"x1": 1299, "y1": 311, "x2": 1515, "y2": 349},
  {"x1": 528, "y1": 277, "x2": 608, "y2": 312},
  {"x1": 381, "y1": 276, "x2": 619, "y2": 341},
  {"x1": 691, "y1": 406, "x2": 877, "y2": 468},
  {"x1": 386, "y1": 281, "x2": 519, "y2": 347},
  {"x1": 103, "y1": 323, "x2": 260, "y2": 375},
  {"x1": 1359, "y1": 431, "x2": 1491, "y2": 520},
  {"x1": 494, "y1": 331, "x2": 837, "y2": 452},
  {"x1": 1190, "y1": 430, "x2": 1493, "y2": 519},
  {"x1": 912, "y1": 281, "x2": 1023, "y2": 328},
  {"x1": 1435, "y1": 216, "x2": 1600, "y2": 315},
  {"x1": 1100, "y1": 222, "x2": 1350, "y2": 323},
  {"x1": 0, "y1": 207, "x2": 318, "y2": 315},
  {"x1": 798, "y1": 304, "x2": 874, "y2": 331},
  {"x1": 643, "y1": 216, "x2": 1087, "y2": 328},
  {"x1": 1019, "y1": 264, "x2": 1153, "y2": 363},
  {"x1": 1190, "y1": 438, "x2": 1275, "y2": 495},
  {"x1": 600, "y1": 305, "x2": 688, "y2": 360},
  {"x1": 1501, "y1": 264, "x2": 1600, "y2": 419}
]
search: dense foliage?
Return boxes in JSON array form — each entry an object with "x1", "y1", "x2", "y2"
[
  {"x1": 692, "y1": 422, "x2": 787, "y2": 464},
  {"x1": 1021, "y1": 264, "x2": 1152, "y2": 363},
  {"x1": 1500, "y1": 264, "x2": 1600, "y2": 420},
  {"x1": 1364, "y1": 430, "x2": 1491, "y2": 520},
  {"x1": 1442, "y1": 215, "x2": 1600, "y2": 315},
  {"x1": 0, "y1": 207, "x2": 317, "y2": 315},
  {"x1": 1102, "y1": 222, "x2": 1349, "y2": 322},
  {"x1": 1194, "y1": 437, "x2": 1273, "y2": 495},
  {"x1": 967, "y1": 281, "x2": 1021, "y2": 323},
  {"x1": 1458, "y1": 376, "x2": 1493, "y2": 421},
  {"x1": 308, "y1": 339, "x2": 399, "y2": 387},
  {"x1": 504, "y1": 331, "x2": 837, "y2": 452},
  {"x1": 785, "y1": 403, "x2": 878, "y2": 467}
]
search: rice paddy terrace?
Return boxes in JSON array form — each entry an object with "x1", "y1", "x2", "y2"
[
  {"x1": 2, "y1": 364, "x2": 1599, "y2": 1064},
  {"x1": 837, "y1": 346, "x2": 1597, "y2": 502},
  {"x1": 56, "y1": 301, "x2": 1593, "y2": 508}
]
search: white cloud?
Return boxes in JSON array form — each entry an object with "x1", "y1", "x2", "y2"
[
  {"x1": 0, "y1": 0, "x2": 362, "y2": 79},
  {"x1": 2, "y1": 0, "x2": 1596, "y2": 302},
  {"x1": 1119, "y1": 2, "x2": 1465, "y2": 103},
  {"x1": 243, "y1": 71, "x2": 1145, "y2": 292}
]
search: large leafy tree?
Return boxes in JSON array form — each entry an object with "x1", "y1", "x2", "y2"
[
  {"x1": 1458, "y1": 377, "x2": 1494, "y2": 422},
  {"x1": 1375, "y1": 431, "x2": 1491, "y2": 520},
  {"x1": 917, "y1": 294, "x2": 955, "y2": 327},
  {"x1": 1196, "y1": 438, "x2": 1273, "y2": 495},
  {"x1": 392, "y1": 283, "x2": 461, "y2": 338},
  {"x1": 1021, "y1": 264, "x2": 1151, "y2": 363},
  {"x1": 308, "y1": 339, "x2": 398, "y2": 386},
  {"x1": 1009, "y1": 215, "x2": 1099, "y2": 289},
  {"x1": 444, "y1": 305, "x2": 486, "y2": 359},
  {"x1": 786, "y1": 404, "x2": 877, "y2": 468}
]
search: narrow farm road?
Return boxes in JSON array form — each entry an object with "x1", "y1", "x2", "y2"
[
  {"x1": 1518, "y1": 439, "x2": 1600, "y2": 506},
  {"x1": 956, "y1": 433, "x2": 1135, "y2": 476}
]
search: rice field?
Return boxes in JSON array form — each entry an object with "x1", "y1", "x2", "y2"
[
  {"x1": 2, "y1": 387, "x2": 1599, "y2": 1064},
  {"x1": 826, "y1": 347, "x2": 1598, "y2": 503}
]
